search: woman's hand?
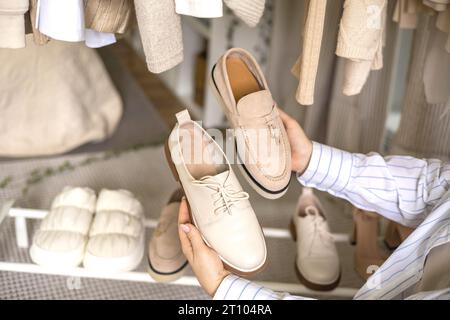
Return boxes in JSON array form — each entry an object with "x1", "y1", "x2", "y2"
[
  {"x1": 178, "y1": 197, "x2": 230, "y2": 296},
  {"x1": 279, "y1": 109, "x2": 313, "y2": 174}
]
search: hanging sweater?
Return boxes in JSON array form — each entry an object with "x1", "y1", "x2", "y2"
[
  {"x1": 336, "y1": 0, "x2": 387, "y2": 96},
  {"x1": 291, "y1": 0, "x2": 328, "y2": 106},
  {"x1": 174, "y1": 0, "x2": 265, "y2": 26},
  {"x1": 85, "y1": 0, "x2": 133, "y2": 34},
  {"x1": 134, "y1": 0, "x2": 183, "y2": 74},
  {"x1": 0, "y1": 0, "x2": 29, "y2": 48},
  {"x1": 223, "y1": 0, "x2": 265, "y2": 27}
]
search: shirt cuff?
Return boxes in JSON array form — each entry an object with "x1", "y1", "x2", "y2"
[
  {"x1": 297, "y1": 142, "x2": 354, "y2": 196},
  {"x1": 213, "y1": 275, "x2": 272, "y2": 300}
]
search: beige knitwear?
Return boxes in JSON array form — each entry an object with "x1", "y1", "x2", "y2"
[
  {"x1": 326, "y1": 0, "x2": 397, "y2": 153},
  {"x1": 336, "y1": 0, "x2": 387, "y2": 96},
  {"x1": 223, "y1": 0, "x2": 265, "y2": 27},
  {"x1": 30, "y1": 0, "x2": 50, "y2": 45},
  {"x1": 0, "y1": 35, "x2": 123, "y2": 157},
  {"x1": 291, "y1": 0, "x2": 328, "y2": 106},
  {"x1": 0, "y1": 0, "x2": 29, "y2": 48},
  {"x1": 134, "y1": 0, "x2": 183, "y2": 74},
  {"x1": 85, "y1": 0, "x2": 133, "y2": 34},
  {"x1": 393, "y1": 0, "x2": 422, "y2": 29},
  {"x1": 423, "y1": 0, "x2": 449, "y2": 12},
  {"x1": 391, "y1": 15, "x2": 450, "y2": 161},
  {"x1": 436, "y1": 6, "x2": 450, "y2": 52}
]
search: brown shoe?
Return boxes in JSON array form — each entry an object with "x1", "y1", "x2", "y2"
[
  {"x1": 148, "y1": 189, "x2": 188, "y2": 282},
  {"x1": 351, "y1": 208, "x2": 388, "y2": 280},
  {"x1": 384, "y1": 221, "x2": 414, "y2": 250}
]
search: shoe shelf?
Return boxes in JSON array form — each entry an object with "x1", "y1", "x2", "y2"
[{"x1": 0, "y1": 204, "x2": 359, "y2": 299}]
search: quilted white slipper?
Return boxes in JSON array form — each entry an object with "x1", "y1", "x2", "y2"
[
  {"x1": 30, "y1": 186, "x2": 96, "y2": 268},
  {"x1": 83, "y1": 189, "x2": 145, "y2": 272}
]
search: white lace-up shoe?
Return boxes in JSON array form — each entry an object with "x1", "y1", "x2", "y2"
[
  {"x1": 291, "y1": 188, "x2": 340, "y2": 290},
  {"x1": 165, "y1": 109, "x2": 267, "y2": 275}
]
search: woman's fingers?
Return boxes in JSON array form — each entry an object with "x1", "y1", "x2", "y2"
[
  {"x1": 181, "y1": 223, "x2": 207, "y2": 252},
  {"x1": 178, "y1": 198, "x2": 193, "y2": 261},
  {"x1": 178, "y1": 197, "x2": 191, "y2": 225},
  {"x1": 278, "y1": 108, "x2": 295, "y2": 128}
]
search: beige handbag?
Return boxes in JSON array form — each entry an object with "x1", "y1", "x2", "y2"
[{"x1": 0, "y1": 35, "x2": 122, "y2": 157}]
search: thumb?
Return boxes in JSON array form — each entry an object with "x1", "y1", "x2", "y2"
[{"x1": 180, "y1": 223, "x2": 207, "y2": 252}]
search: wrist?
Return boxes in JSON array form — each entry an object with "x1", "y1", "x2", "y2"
[
  {"x1": 209, "y1": 271, "x2": 230, "y2": 297},
  {"x1": 294, "y1": 140, "x2": 313, "y2": 174}
]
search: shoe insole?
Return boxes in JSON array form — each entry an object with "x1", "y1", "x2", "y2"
[
  {"x1": 179, "y1": 123, "x2": 227, "y2": 180},
  {"x1": 226, "y1": 57, "x2": 262, "y2": 102}
]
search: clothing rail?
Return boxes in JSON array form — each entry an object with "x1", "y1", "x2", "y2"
[{"x1": 0, "y1": 205, "x2": 358, "y2": 298}]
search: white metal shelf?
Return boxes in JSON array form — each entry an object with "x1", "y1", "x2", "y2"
[{"x1": 0, "y1": 204, "x2": 358, "y2": 298}]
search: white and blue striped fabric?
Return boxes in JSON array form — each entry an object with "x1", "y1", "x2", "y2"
[{"x1": 214, "y1": 142, "x2": 450, "y2": 300}]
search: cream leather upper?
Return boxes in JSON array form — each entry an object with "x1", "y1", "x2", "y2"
[
  {"x1": 168, "y1": 110, "x2": 267, "y2": 273},
  {"x1": 212, "y1": 48, "x2": 291, "y2": 197},
  {"x1": 294, "y1": 189, "x2": 340, "y2": 285},
  {"x1": 149, "y1": 198, "x2": 187, "y2": 275}
]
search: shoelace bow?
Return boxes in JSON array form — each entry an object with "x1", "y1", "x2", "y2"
[
  {"x1": 192, "y1": 175, "x2": 249, "y2": 215},
  {"x1": 305, "y1": 210, "x2": 334, "y2": 257}
]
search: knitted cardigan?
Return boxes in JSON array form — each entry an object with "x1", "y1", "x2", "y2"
[
  {"x1": 134, "y1": 0, "x2": 183, "y2": 74},
  {"x1": 85, "y1": 0, "x2": 133, "y2": 34},
  {"x1": 336, "y1": 0, "x2": 387, "y2": 96}
]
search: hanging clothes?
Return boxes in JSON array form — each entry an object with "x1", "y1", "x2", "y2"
[
  {"x1": 393, "y1": 0, "x2": 426, "y2": 29},
  {"x1": 133, "y1": 0, "x2": 183, "y2": 74},
  {"x1": 29, "y1": 0, "x2": 50, "y2": 45},
  {"x1": 223, "y1": 0, "x2": 266, "y2": 27},
  {"x1": 0, "y1": 0, "x2": 29, "y2": 48},
  {"x1": 175, "y1": 0, "x2": 223, "y2": 18},
  {"x1": 436, "y1": 7, "x2": 450, "y2": 53},
  {"x1": 84, "y1": 0, "x2": 133, "y2": 34},
  {"x1": 283, "y1": 0, "x2": 396, "y2": 154},
  {"x1": 174, "y1": 0, "x2": 265, "y2": 26},
  {"x1": 326, "y1": 0, "x2": 397, "y2": 154},
  {"x1": 291, "y1": 0, "x2": 328, "y2": 106},
  {"x1": 391, "y1": 14, "x2": 450, "y2": 161},
  {"x1": 423, "y1": 0, "x2": 450, "y2": 12},
  {"x1": 36, "y1": 0, "x2": 116, "y2": 48},
  {"x1": 336, "y1": 0, "x2": 387, "y2": 96}
]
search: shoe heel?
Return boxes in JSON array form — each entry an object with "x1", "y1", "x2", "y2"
[
  {"x1": 352, "y1": 208, "x2": 386, "y2": 280},
  {"x1": 384, "y1": 221, "x2": 401, "y2": 250},
  {"x1": 289, "y1": 219, "x2": 297, "y2": 241},
  {"x1": 350, "y1": 222, "x2": 357, "y2": 245},
  {"x1": 384, "y1": 221, "x2": 414, "y2": 250},
  {"x1": 164, "y1": 140, "x2": 180, "y2": 182}
]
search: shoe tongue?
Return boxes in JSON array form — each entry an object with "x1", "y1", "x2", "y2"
[
  {"x1": 210, "y1": 170, "x2": 230, "y2": 184},
  {"x1": 237, "y1": 89, "x2": 274, "y2": 117},
  {"x1": 305, "y1": 206, "x2": 321, "y2": 217}
]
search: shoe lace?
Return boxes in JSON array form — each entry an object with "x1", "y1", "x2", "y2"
[
  {"x1": 192, "y1": 175, "x2": 249, "y2": 215},
  {"x1": 305, "y1": 206, "x2": 334, "y2": 256}
]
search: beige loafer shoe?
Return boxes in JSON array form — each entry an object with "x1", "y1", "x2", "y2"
[
  {"x1": 166, "y1": 109, "x2": 267, "y2": 276},
  {"x1": 148, "y1": 189, "x2": 188, "y2": 282},
  {"x1": 210, "y1": 47, "x2": 291, "y2": 199}
]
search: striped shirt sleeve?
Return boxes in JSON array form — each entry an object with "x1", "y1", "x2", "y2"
[
  {"x1": 297, "y1": 142, "x2": 450, "y2": 228},
  {"x1": 213, "y1": 275, "x2": 311, "y2": 300}
]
